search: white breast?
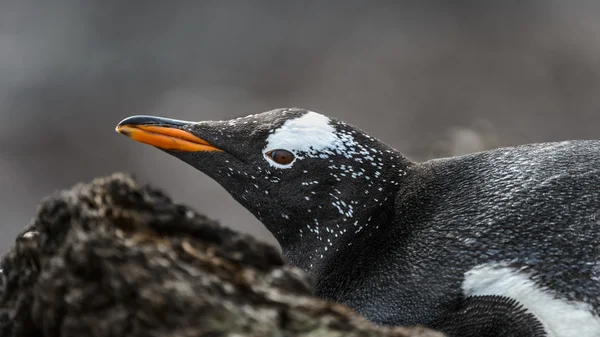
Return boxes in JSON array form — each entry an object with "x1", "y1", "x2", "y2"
[{"x1": 463, "y1": 263, "x2": 600, "y2": 337}]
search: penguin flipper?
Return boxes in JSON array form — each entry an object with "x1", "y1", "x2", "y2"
[{"x1": 431, "y1": 295, "x2": 547, "y2": 337}]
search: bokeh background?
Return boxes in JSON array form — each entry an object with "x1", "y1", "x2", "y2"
[{"x1": 1, "y1": 1, "x2": 600, "y2": 252}]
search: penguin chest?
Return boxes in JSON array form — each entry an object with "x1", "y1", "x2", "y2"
[{"x1": 463, "y1": 263, "x2": 600, "y2": 337}]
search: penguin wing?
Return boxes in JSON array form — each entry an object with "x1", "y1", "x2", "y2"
[
  {"x1": 452, "y1": 167, "x2": 600, "y2": 337},
  {"x1": 431, "y1": 295, "x2": 546, "y2": 337}
]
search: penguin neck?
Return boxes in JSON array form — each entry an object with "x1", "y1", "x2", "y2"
[
  {"x1": 263, "y1": 148, "x2": 414, "y2": 276},
  {"x1": 271, "y1": 186, "x2": 400, "y2": 277}
]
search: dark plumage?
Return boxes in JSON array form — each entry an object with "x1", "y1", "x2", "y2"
[{"x1": 116, "y1": 108, "x2": 600, "y2": 337}]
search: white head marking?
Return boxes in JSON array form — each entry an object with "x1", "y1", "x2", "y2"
[{"x1": 263, "y1": 111, "x2": 352, "y2": 169}]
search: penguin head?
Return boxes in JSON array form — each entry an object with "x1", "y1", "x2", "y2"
[{"x1": 116, "y1": 108, "x2": 411, "y2": 265}]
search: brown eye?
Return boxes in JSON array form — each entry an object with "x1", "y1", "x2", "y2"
[{"x1": 267, "y1": 149, "x2": 295, "y2": 165}]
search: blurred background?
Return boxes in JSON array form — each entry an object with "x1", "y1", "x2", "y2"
[{"x1": 1, "y1": 1, "x2": 600, "y2": 251}]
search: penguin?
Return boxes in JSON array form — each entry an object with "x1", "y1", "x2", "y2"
[{"x1": 116, "y1": 108, "x2": 600, "y2": 337}]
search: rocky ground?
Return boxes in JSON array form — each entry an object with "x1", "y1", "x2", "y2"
[{"x1": 0, "y1": 173, "x2": 443, "y2": 337}]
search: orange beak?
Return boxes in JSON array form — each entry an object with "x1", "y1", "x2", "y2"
[{"x1": 115, "y1": 115, "x2": 223, "y2": 152}]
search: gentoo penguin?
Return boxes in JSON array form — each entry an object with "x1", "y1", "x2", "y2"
[{"x1": 116, "y1": 108, "x2": 600, "y2": 337}]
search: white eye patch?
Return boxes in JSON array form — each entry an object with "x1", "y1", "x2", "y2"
[{"x1": 263, "y1": 111, "x2": 343, "y2": 169}]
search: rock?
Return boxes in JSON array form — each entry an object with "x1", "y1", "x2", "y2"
[{"x1": 0, "y1": 173, "x2": 444, "y2": 337}]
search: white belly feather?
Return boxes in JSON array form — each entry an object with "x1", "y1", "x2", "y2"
[{"x1": 463, "y1": 263, "x2": 600, "y2": 337}]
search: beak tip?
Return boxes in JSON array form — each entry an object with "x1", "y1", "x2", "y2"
[
  {"x1": 116, "y1": 115, "x2": 149, "y2": 128},
  {"x1": 115, "y1": 115, "x2": 159, "y2": 137},
  {"x1": 115, "y1": 125, "x2": 131, "y2": 137}
]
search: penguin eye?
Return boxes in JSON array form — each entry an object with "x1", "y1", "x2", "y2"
[{"x1": 266, "y1": 149, "x2": 295, "y2": 165}]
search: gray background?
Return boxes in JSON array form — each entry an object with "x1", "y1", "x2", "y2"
[{"x1": 1, "y1": 1, "x2": 600, "y2": 251}]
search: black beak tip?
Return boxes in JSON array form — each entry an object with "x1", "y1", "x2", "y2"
[{"x1": 116, "y1": 115, "x2": 194, "y2": 128}]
